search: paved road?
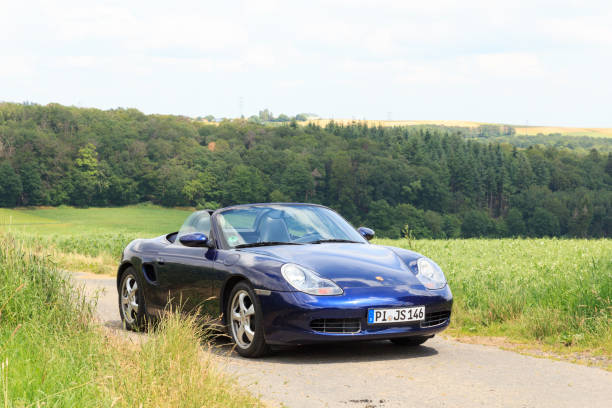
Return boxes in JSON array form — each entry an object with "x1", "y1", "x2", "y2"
[{"x1": 74, "y1": 272, "x2": 612, "y2": 408}]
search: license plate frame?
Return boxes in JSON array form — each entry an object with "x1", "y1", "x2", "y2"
[{"x1": 367, "y1": 306, "x2": 425, "y2": 324}]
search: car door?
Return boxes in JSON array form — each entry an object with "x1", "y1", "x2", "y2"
[
  {"x1": 151, "y1": 211, "x2": 218, "y2": 316},
  {"x1": 155, "y1": 245, "x2": 216, "y2": 314}
]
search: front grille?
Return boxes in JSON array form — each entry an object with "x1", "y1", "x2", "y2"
[
  {"x1": 421, "y1": 310, "x2": 451, "y2": 328},
  {"x1": 310, "y1": 318, "x2": 361, "y2": 334}
]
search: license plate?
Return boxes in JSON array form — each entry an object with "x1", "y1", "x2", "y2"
[{"x1": 367, "y1": 306, "x2": 425, "y2": 324}]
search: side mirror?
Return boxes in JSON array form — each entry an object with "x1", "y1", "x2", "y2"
[
  {"x1": 179, "y1": 232, "x2": 212, "y2": 248},
  {"x1": 357, "y1": 227, "x2": 375, "y2": 241}
]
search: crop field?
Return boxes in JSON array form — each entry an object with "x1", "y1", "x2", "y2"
[
  {"x1": 1, "y1": 206, "x2": 611, "y2": 355},
  {"x1": 303, "y1": 119, "x2": 486, "y2": 128},
  {"x1": 513, "y1": 126, "x2": 612, "y2": 138},
  {"x1": 302, "y1": 119, "x2": 612, "y2": 138},
  {"x1": 377, "y1": 238, "x2": 612, "y2": 353}
]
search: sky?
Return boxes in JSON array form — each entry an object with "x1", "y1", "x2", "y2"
[{"x1": 1, "y1": 0, "x2": 611, "y2": 126}]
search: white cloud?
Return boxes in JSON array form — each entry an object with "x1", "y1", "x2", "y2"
[
  {"x1": 470, "y1": 53, "x2": 545, "y2": 78},
  {"x1": 540, "y1": 15, "x2": 612, "y2": 45},
  {"x1": 0, "y1": 56, "x2": 37, "y2": 77}
]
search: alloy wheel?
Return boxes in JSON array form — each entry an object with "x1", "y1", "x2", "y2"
[
  {"x1": 230, "y1": 290, "x2": 256, "y2": 349},
  {"x1": 121, "y1": 275, "x2": 139, "y2": 324}
]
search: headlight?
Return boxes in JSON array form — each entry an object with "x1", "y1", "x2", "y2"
[
  {"x1": 281, "y1": 263, "x2": 343, "y2": 296},
  {"x1": 416, "y1": 257, "x2": 446, "y2": 290}
]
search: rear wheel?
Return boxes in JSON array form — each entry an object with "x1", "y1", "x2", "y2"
[
  {"x1": 119, "y1": 268, "x2": 146, "y2": 331},
  {"x1": 389, "y1": 335, "x2": 431, "y2": 346},
  {"x1": 227, "y1": 281, "x2": 270, "y2": 358}
]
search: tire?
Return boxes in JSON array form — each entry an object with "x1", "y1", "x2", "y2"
[
  {"x1": 389, "y1": 335, "x2": 431, "y2": 346},
  {"x1": 226, "y1": 281, "x2": 270, "y2": 358},
  {"x1": 118, "y1": 268, "x2": 147, "y2": 331}
]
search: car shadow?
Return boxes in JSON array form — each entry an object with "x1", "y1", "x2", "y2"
[
  {"x1": 208, "y1": 335, "x2": 439, "y2": 364},
  {"x1": 104, "y1": 319, "x2": 123, "y2": 329}
]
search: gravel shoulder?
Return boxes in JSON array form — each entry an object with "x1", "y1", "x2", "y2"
[{"x1": 74, "y1": 272, "x2": 612, "y2": 408}]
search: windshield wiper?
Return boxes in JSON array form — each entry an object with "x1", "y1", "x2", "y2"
[
  {"x1": 235, "y1": 241, "x2": 303, "y2": 248},
  {"x1": 307, "y1": 239, "x2": 363, "y2": 244}
]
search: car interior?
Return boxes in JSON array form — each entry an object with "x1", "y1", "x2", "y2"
[{"x1": 257, "y1": 212, "x2": 291, "y2": 242}]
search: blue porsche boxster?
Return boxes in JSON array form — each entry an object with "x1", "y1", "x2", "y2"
[{"x1": 117, "y1": 203, "x2": 452, "y2": 357}]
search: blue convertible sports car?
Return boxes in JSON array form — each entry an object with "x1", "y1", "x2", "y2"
[{"x1": 117, "y1": 203, "x2": 452, "y2": 357}]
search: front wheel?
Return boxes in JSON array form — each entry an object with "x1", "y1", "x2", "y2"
[
  {"x1": 389, "y1": 335, "x2": 431, "y2": 346},
  {"x1": 119, "y1": 268, "x2": 146, "y2": 331},
  {"x1": 227, "y1": 281, "x2": 270, "y2": 358}
]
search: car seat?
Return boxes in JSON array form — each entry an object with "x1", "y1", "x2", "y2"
[{"x1": 258, "y1": 215, "x2": 290, "y2": 242}]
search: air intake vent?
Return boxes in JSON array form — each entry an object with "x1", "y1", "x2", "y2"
[
  {"x1": 310, "y1": 318, "x2": 361, "y2": 334},
  {"x1": 142, "y1": 264, "x2": 157, "y2": 283},
  {"x1": 421, "y1": 310, "x2": 451, "y2": 328}
]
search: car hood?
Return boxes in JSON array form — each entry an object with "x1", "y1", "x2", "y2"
[{"x1": 238, "y1": 243, "x2": 423, "y2": 289}]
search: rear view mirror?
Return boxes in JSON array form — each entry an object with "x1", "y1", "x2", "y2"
[
  {"x1": 179, "y1": 232, "x2": 212, "y2": 248},
  {"x1": 357, "y1": 227, "x2": 375, "y2": 241}
]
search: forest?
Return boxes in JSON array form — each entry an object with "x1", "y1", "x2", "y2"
[{"x1": 0, "y1": 102, "x2": 610, "y2": 238}]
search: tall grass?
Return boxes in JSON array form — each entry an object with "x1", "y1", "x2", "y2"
[
  {"x1": 376, "y1": 238, "x2": 612, "y2": 350},
  {"x1": 0, "y1": 237, "x2": 106, "y2": 406},
  {"x1": 105, "y1": 313, "x2": 258, "y2": 408},
  {"x1": 0, "y1": 235, "x2": 260, "y2": 407}
]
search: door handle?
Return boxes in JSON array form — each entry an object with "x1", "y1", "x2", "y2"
[{"x1": 156, "y1": 257, "x2": 165, "y2": 265}]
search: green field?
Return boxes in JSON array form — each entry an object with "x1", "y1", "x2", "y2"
[
  {"x1": 0, "y1": 205, "x2": 191, "y2": 236},
  {"x1": 0, "y1": 205, "x2": 192, "y2": 274},
  {"x1": 2, "y1": 206, "x2": 611, "y2": 358},
  {"x1": 377, "y1": 238, "x2": 612, "y2": 353}
]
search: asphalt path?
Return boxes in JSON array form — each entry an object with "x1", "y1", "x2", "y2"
[{"x1": 74, "y1": 272, "x2": 612, "y2": 408}]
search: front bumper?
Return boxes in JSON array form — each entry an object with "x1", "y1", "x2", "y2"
[{"x1": 258, "y1": 285, "x2": 453, "y2": 345}]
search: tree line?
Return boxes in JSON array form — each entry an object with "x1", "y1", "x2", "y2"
[{"x1": 0, "y1": 102, "x2": 611, "y2": 238}]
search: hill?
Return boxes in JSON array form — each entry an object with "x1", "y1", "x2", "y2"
[{"x1": 0, "y1": 102, "x2": 611, "y2": 238}]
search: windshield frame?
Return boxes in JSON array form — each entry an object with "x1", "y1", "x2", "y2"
[{"x1": 211, "y1": 203, "x2": 367, "y2": 250}]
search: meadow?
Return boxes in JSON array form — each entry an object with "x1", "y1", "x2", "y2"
[
  {"x1": 0, "y1": 205, "x2": 191, "y2": 274},
  {"x1": 2, "y1": 205, "x2": 611, "y2": 357},
  {"x1": 0, "y1": 205, "x2": 191, "y2": 235}
]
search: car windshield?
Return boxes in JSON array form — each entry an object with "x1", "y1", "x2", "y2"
[{"x1": 215, "y1": 204, "x2": 366, "y2": 248}]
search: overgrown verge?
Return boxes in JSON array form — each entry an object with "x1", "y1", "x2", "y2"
[
  {"x1": 375, "y1": 238, "x2": 612, "y2": 355},
  {"x1": 0, "y1": 235, "x2": 260, "y2": 407},
  {"x1": 105, "y1": 313, "x2": 253, "y2": 407}
]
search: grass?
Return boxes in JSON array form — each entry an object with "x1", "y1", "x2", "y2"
[
  {"x1": 105, "y1": 313, "x2": 257, "y2": 407},
  {"x1": 0, "y1": 205, "x2": 191, "y2": 275},
  {"x1": 0, "y1": 234, "x2": 261, "y2": 407},
  {"x1": 0, "y1": 236, "x2": 107, "y2": 406},
  {"x1": 0, "y1": 204, "x2": 191, "y2": 236},
  {"x1": 375, "y1": 238, "x2": 612, "y2": 354}
]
